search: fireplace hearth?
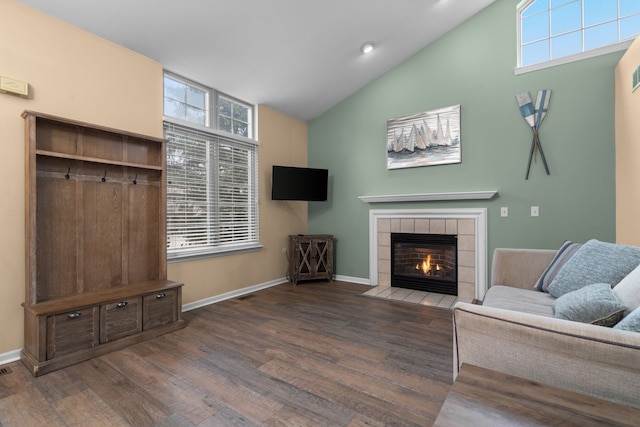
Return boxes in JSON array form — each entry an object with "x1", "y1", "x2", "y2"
[{"x1": 391, "y1": 233, "x2": 458, "y2": 296}]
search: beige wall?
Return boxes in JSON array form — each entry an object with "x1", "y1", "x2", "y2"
[
  {"x1": 0, "y1": 1, "x2": 309, "y2": 355},
  {"x1": 0, "y1": 1, "x2": 163, "y2": 355},
  {"x1": 615, "y1": 36, "x2": 640, "y2": 245}
]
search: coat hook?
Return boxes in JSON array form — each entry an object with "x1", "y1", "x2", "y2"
[
  {"x1": 133, "y1": 174, "x2": 137, "y2": 185},
  {"x1": 101, "y1": 171, "x2": 107, "y2": 182},
  {"x1": 65, "y1": 167, "x2": 70, "y2": 180}
]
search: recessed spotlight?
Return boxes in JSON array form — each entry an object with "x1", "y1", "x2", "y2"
[{"x1": 361, "y1": 42, "x2": 374, "y2": 54}]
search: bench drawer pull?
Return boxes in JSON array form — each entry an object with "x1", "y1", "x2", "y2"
[
  {"x1": 116, "y1": 301, "x2": 128, "y2": 308},
  {"x1": 156, "y1": 292, "x2": 166, "y2": 299},
  {"x1": 67, "y1": 311, "x2": 82, "y2": 319}
]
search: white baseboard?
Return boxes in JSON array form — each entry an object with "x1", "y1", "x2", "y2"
[
  {"x1": 0, "y1": 349, "x2": 21, "y2": 366},
  {"x1": 181, "y1": 277, "x2": 289, "y2": 312},
  {"x1": 335, "y1": 274, "x2": 371, "y2": 286}
]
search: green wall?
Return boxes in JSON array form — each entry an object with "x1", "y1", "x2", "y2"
[{"x1": 307, "y1": 0, "x2": 623, "y2": 281}]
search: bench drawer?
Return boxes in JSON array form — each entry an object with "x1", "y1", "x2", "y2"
[
  {"x1": 46, "y1": 307, "x2": 99, "y2": 359},
  {"x1": 143, "y1": 289, "x2": 178, "y2": 330},
  {"x1": 100, "y1": 297, "x2": 142, "y2": 343}
]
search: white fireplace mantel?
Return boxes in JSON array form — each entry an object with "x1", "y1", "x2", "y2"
[{"x1": 358, "y1": 190, "x2": 498, "y2": 204}]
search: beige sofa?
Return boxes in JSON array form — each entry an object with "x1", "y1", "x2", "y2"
[{"x1": 453, "y1": 248, "x2": 640, "y2": 409}]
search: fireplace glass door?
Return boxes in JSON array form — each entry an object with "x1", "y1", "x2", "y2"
[{"x1": 391, "y1": 233, "x2": 457, "y2": 295}]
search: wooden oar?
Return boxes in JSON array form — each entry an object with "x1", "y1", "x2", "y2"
[
  {"x1": 534, "y1": 131, "x2": 550, "y2": 175},
  {"x1": 525, "y1": 135, "x2": 536, "y2": 180}
]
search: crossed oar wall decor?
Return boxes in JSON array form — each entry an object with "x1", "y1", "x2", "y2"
[{"x1": 516, "y1": 90, "x2": 551, "y2": 179}]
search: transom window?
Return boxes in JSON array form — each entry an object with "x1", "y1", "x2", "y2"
[
  {"x1": 163, "y1": 72, "x2": 260, "y2": 260},
  {"x1": 163, "y1": 75, "x2": 209, "y2": 126},
  {"x1": 518, "y1": 0, "x2": 640, "y2": 70},
  {"x1": 218, "y1": 95, "x2": 252, "y2": 138},
  {"x1": 163, "y1": 72, "x2": 253, "y2": 139}
]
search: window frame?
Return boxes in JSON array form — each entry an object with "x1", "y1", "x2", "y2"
[
  {"x1": 516, "y1": 0, "x2": 640, "y2": 75},
  {"x1": 163, "y1": 72, "x2": 261, "y2": 262}
]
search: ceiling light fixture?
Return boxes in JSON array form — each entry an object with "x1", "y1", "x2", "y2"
[{"x1": 361, "y1": 42, "x2": 374, "y2": 54}]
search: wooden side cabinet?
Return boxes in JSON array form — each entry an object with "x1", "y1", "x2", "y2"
[
  {"x1": 21, "y1": 111, "x2": 185, "y2": 376},
  {"x1": 289, "y1": 234, "x2": 333, "y2": 285}
]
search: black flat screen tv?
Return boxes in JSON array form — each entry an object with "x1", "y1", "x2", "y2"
[{"x1": 271, "y1": 165, "x2": 328, "y2": 201}]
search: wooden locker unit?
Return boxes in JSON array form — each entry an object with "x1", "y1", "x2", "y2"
[{"x1": 21, "y1": 111, "x2": 184, "y2": 376}]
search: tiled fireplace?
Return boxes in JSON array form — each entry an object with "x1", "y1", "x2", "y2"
[{"x1": 368, "y1": 208, "x2": 487, "y2": 302}]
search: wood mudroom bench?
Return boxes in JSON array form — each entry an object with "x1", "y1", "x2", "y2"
[
  {"x1": 22, "y1": 280, "x2": 184, "y2": 376},
  {"x1": 21, "y1": 111, "x2": 185, "y2": 376}
]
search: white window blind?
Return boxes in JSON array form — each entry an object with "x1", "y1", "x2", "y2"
[{"x1": 164, "y1": 121, "x2": 260, "y2": 260}]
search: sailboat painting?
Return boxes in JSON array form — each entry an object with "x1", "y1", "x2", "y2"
[{"x1": 386, "y1": 105, "x2": 461, "y2": 169}]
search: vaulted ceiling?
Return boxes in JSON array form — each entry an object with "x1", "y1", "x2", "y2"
[{"x1": 17, "y1": 0, "x2": 495, "y2": 121}]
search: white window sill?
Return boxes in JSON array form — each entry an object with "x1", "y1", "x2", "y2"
[{"x1": 168, "y1": 243, "x2": 264, "y2": 263}]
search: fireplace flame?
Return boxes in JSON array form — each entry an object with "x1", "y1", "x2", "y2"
[
  {"x1": 414, "y1": 254, "x2": 443, "y2": 276},
  {"x1": 415, "y1": 254, "x2": 432, "y2": 275}
]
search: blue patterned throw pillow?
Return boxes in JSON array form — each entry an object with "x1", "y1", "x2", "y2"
[
  {"x1": 534, "y1": 241, "x2": 582, "y2": 292},
  {"x1": 547, "y1": 239, "x2": 640, "y2": 298},
  {"x1": 553, "y1": 283, "x2": 626, "y2": 327}
]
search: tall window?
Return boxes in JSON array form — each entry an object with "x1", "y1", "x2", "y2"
[
  {"x1": 518, "y1": 0, "x2": 640, "y2": 70},
  {"x1": 163, "y1": 73, "x2": 259, "y2": 260}
]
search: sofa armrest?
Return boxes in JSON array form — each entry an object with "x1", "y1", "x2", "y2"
[
  {"x1": 453, "y1": 302, "x2": 640, "y2": 409},
  {"x1": 491, "y1": 248, "x2": 556, "y2": 289}
]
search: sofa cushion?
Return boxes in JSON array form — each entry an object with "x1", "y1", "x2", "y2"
[
  {"x1": 547, "y1": 239, "x2": 640, "y2": 298},
  {"x1": 553, "y1": 283, "x2": 626, "y2": 327},
  {"x1": 613, "y1": 264, "x2": 640, "y2": 316},
  {"x1": 534, "y1": 240, "x2": 582, "y2": 292},
  {"x1": 614, "y1": 307, "x2": 640, "y2": 332},
  {"x1": 482, "y1": 285, "x2": 555, "y2": 318}
]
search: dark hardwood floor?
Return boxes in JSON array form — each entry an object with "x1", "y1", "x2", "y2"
[{"x1": 0, "y1": 281, "x2": 454, "y2": 426}]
